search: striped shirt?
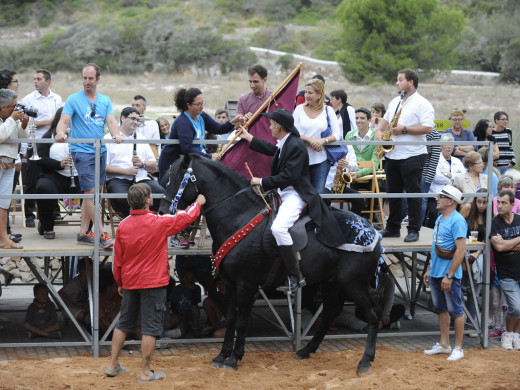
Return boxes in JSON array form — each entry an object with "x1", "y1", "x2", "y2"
[
  {"x1": 422, "y1": 128, "x2": 441, "y2": 184},
  {"x1": 492, "y1": 128, "x2": 516, "y2": 167}
]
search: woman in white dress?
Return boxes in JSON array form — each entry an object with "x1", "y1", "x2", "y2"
[{"x1": 293, "y1": 78, "x2": 341, "y2": 194}]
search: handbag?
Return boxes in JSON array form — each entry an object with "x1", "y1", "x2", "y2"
[
  {"x1": 434, "y1": 221, "x2": 456, "y2": 259},
  {"x1": 321, "y1": 106, "x2": 349, "y2": 163}
]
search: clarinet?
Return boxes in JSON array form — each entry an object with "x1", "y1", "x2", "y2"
[
  {"x1": 69, "y1": 142, "x2": 76, "y2": 188},
  {"x1": 132, "y1": 131, "x2": 138, "y2": 183}
]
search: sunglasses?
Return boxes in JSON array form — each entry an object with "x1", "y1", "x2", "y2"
[{"x1": 91, "y1": 103, "x2": 96, "y2": 117}]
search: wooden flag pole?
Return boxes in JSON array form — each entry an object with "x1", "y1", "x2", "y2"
[{"x1": 218, "y1": 62, "x2": 303, "y2": 157}]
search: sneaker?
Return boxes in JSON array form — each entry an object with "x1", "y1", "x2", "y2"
[
  {"x1": 25, "y1": 217, "x2": 36, "y2": 228},
  {"x1": 163, "y1": 328, "x2": 182, "y2": 339},
  {"x1": 390, "y1": 320, "x2": 400, "y2": 330},
  {"x1": 513, "y1": 333, "x2": 520, "y2": 350},
  {"x1": 424, "y1": 342, "x2": 451, "y2": 355},
  {"x1": 100, "y1": 232, "x2": 114, "y2": 249},
  {"x1": 77, "y1": 233, "x2": 95, "y2": 246},
  {"x1": 49, "y1": 331, "x2": 62, "y2": 339},
  {"x1": 501, "y1": 332, "x2": 513, "y2": 350},
  {"x1": 488, "y1": 328, "x2": 502, "y2": 338},
  {"x1": 446, "y1": 346, "x2": 464, "y2": 361},
  {"x1": 170, "y1": 236, "x2": 189, "y2": 249}
]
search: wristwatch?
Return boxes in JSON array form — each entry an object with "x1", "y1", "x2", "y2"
[
  {"x1": 446, "y1": 273, "x2": 454, "y2": 280},
  {"x1": 402, "y1": 126, "x2": 407, "y2": 134},
  {"x1": 141, "y1": 162, "x2": 146, "y2": 169}
]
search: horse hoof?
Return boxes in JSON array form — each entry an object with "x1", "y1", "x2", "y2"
[
  {"x1": 295, "y1": 350, "x2": 310, "y2": 360},
  {"x1": 357, "y1": 364, "x2": 372, "y2": 376},
  {"x1": 211, "y1": 361, "x2": 223, "y2": 368},
  {"x1": 222, "y1": 363, "x2": 238, "y2": 371}
]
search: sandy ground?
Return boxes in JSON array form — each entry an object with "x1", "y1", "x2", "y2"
[{"x1": 0, "y1": 346, "x2": 517, "y2": 390}]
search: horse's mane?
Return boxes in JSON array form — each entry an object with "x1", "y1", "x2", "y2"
[{"x1": 190, "y1": 154, "x2": 251, "y2": 188}]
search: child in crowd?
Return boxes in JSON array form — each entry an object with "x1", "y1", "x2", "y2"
[
  {"x1": 24, "y1": 283, "x2": 62, "y2": 339},
  {"x1": 164, "y1": 269, "x2": 201, "y2": 338},
  {"x1": 58, "y1": 260, "x2": 90, "y2": 323}
]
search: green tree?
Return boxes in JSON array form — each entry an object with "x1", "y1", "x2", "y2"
[
  {"x1": 500, "y1": 38, "x2": 520, "y2": 83},
  {"x1": 336, "y1": 0, "x2": 464, "y2": 83}
]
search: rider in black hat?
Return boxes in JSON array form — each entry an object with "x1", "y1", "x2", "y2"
[{"x1": 240, "y1": 109, "x2": 343, "y2": 293}]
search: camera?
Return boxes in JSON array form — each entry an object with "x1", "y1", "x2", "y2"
[{"x1": 14, "y1": 103, "x2": 38, "y2": 118}]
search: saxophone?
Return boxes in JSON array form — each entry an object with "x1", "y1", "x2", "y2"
[
  {"x1": 331, "y1": 157, "x2": 352, "y2": 194},
  {"x1": 374, "y1": 90, "x2": 405, "y2": 160}
]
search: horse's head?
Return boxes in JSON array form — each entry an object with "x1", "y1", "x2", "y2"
[{"x1": 158, "y1": 153, "x2": 200, "y2": 215}]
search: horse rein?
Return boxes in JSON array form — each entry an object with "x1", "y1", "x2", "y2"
[{"x1": 162, "y1": 161, "x2": 264, "y2": 215}]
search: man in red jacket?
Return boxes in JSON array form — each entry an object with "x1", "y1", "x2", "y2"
[{"x1": 105, "y1": 182, "x2": 205, "y2": 383}]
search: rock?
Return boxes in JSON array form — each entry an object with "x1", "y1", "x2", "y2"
[
  {"x1": 20, "y1": 271, "x2": 34, "y2": 283},
  {"x1": 3, "y1": 261, "x2": 17, "y2": 272},
  {"x1": 18, "y1": 262, "x2": 30, "y2": 273},
  {"x1": 50, "y1": 259, "x2": 61, "y2": 270},
  {"x1": 36, "y1": 258, "x2": 45, "y2": 268},
  {"x1": 0, "y1": 257, "x2": 11, "y2": 266}
]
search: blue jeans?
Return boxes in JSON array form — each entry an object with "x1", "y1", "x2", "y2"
[
  {"x1": 496, "y1": 165, "x2": 511, "y2": 176},
  {"x1": 429, "y1": 277, "x2": 464, "y2": 317},
  {"x1": 420, "y1": 177, "x2": 432, "y2": 226},
  {"x1": 498, "y1": 278, "x2": 520, "y2": 318},
  {"x1": 308, "y1": 159, "x2": 330, "y2": 194}
]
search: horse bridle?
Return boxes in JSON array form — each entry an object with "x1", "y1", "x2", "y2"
[{"x1": 161, "y1": 161, "x2": 255, "y2": 215}]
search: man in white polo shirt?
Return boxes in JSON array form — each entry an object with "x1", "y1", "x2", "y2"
[
  {"x1": 105, "y1": 107, "x2": 164, "y2": 217},
  {"x1": 21, "y1": 69, "x2": 63, "y2": 227},
  {"x1": 375, "y1": 69, "x2": 435, "y2": 242}
]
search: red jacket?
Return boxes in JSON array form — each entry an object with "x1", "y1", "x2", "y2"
[{"x1": 113, "y1": 202, "x2": 201, "y2": 290}]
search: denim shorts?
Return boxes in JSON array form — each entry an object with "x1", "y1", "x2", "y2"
[
  {"x1": 72, "y1": 151, "x2": 106, "y2": 192},
  {"x1": 117, "y1": 287, "x2": 167, "y2": 337},
  {"x1": 498, "y1": 278, "x2": 520, "y2": 318},
  {"x1": 429, "y1": 277, "x2": 464, "y2": 317}
]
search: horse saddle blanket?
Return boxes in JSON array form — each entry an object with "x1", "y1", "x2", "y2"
[{"x1": 330, "y1": 208, "x2": 380, "y2": 253}]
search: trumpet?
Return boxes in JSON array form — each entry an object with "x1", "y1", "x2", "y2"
[
  {"x1": 374, "y1": 90, "x2": 405, "y2": 160},
  {"x1": 28, "y1": 117, "x2": 41, "y2": 161},
  {"x1": 331, "y1": 158, "x2": 352, "y2": 194}
]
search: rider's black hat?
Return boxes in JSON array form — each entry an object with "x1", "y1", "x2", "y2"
[{"x1": 261, "y1": 109, "x2": 300, "y2": 137}]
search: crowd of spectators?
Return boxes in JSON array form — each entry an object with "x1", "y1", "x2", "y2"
[{"x1": 1, "y1": 63, "x2": 518, "y2": 365}]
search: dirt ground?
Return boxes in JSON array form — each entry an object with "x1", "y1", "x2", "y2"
[{"x1": 0, "y1": 346, "x2": 517, "y2": 390}]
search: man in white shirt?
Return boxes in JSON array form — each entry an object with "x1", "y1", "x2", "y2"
[
  {"x1": 105, "y1": 107, "x2": 164, "y2": 217},
  {"x1": 131, "y1": 95, "x2": 160, "y2": 158},
  {"x1": 375, "y1": 69, "x2": 435, "y2": 242},
  {"x1": 21, "y1": 69, "x2": 63, "y2": 227}
]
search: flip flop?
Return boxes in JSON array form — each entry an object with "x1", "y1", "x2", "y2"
[
  {"x1": 104, "y1": 364, "x2": 126, "y2": 377},
  {"x1": 0, "y1": 240, "x2": 23, "y2": 249},
  {"x1": 137, "y1": 370, "x2": 166, "y2": 383}
]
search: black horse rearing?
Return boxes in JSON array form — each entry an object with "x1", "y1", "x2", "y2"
[{"x1": 159, "y1": 154, "x2": 382, "y2": 375}]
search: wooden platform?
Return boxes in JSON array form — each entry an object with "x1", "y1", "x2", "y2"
[
  {"x1": 0, "y1": 222, "x2": 212, "y2": 258},
  {"x1": 0, "y1": 221, "x2": 484, "y2": 258}
]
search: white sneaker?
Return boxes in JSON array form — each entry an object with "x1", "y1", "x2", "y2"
[
  {"x1": 512, "y1": 333, "x2": 520, "y2": 350},
  {"x1": 424, "y1": 342, "x2": 451, "y2": 355},
  {"x1": 163, "y1": 328, "x2": 182, "y2": 339},
  {"x1": 446, "y1": 346, "x2": 464, "y2": 361},
  {"x1": 501, "y1": 332, "x2": 513, "y2": 350}
]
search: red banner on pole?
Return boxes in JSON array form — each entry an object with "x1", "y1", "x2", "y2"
[{"x1": 221, "y1": 67, "x2": 301, "y2": 178}]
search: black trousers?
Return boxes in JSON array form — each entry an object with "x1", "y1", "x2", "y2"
[
  {"x1": 106, "y1": 177, "x2": 165, "y2": 217},
  {"x1": 384, "y1": 154, "x2": 426, "y2": 233},
  {"x1": 36, "y1": 171, "x2": 79, "y2": 232},
  {"x1": 23, "y1": 149, "x2": 42, "y2": 219}
]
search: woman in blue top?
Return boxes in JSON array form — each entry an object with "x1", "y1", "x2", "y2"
[{"x1": 158, "y1": 88, "x2": 243, "y2": 181}]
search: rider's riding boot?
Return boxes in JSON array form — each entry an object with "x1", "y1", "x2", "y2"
[{"x1": 276, "y1": 245, "x2": 306, "y2": 293}]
